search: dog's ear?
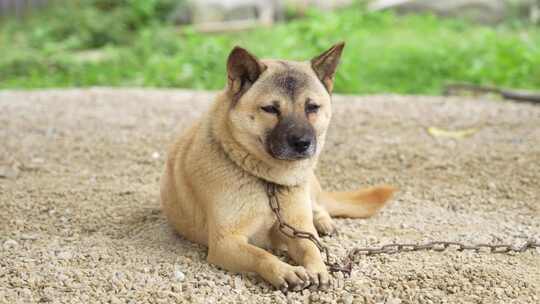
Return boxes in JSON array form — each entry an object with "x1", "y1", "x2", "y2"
[
  {"x1": 227, "y1": 46, "x2": 266, "y2": 101},
  {"x1": 311, "y1": 42, "x2": 345, "y2": 93}
]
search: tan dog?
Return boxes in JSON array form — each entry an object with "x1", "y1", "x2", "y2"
[{"x1": 160, "y1": 42, "x2": 396, "y2": 291}]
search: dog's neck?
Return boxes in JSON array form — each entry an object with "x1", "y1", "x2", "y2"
[{"x1": 209, "y1": 94, "x2": 317, "y2": 187}]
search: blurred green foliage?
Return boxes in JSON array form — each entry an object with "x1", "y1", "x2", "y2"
[{"x1": 1, "y1": 1, "x2": 539, "y2": 94}]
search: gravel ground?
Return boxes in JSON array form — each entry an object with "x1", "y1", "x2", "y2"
[{"x1": 0, "y1": 88, "x2": 539, "y2": 304}]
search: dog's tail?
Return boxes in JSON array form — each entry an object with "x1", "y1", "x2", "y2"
[{"x1": 318, "y1": 185, "x2": 397, "y2": 218}]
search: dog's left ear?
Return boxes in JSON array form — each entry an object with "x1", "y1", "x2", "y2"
[
  {"x1": 227, "y1": 46, "x2": 267, "y2": 101},
  {"x1": 311, "y1": 42, "x2": 345, "y2": 93}
]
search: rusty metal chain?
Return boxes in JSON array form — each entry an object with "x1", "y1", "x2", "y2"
[{"x1": 265, "y1": 182, "x2": 540, "y2": 277}]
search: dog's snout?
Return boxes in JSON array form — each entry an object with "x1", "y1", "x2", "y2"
[
  {"x1": 288, "y1": 134, "x2": 313, "y2": 154},
  {"x1": 267, "y1": 115, "x2": 317, "y2": 160}
]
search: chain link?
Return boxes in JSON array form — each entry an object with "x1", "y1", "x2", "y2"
[{"x1": 265, "y1": 182, "x2": 540, "y2": 277}]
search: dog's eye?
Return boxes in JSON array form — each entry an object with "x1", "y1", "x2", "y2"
[
  {"x1": 261, "y1": 105, "x2": 280, "y2": 115},
  {"x1": 306, "y1": 103, "x2": 321, "y2": 114}
]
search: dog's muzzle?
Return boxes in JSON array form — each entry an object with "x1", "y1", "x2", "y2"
[{"x1": 267, "y1": 115, "x2": 316, "y2": 160}]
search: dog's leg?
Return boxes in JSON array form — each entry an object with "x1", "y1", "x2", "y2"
[
  {"x1": 272, "y1": 187, "x2": 331, "y2": 289},
  {"x1": 272, "y1": 220, "x2": 331, "y2": 290},
  {"x1": 207, "y1": 234, "x2": 310, "y2": 290},
  {"x1": 310, "y1": 177, "x2": 335, "y2": 235},
  {"x1": 312, "y1": 202, "x2": 335, "y2": 235},
  {"x1": 311, "y1": 175, "x2": 397, "y2": 218}
]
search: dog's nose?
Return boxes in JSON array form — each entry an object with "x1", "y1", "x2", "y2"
[{"x1": 288, "y1": 134, "x2": 313, "y2": 153}]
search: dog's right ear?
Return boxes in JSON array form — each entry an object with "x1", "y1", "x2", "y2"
[{"x1": 226, "y1": 46, "x2": 266, "y2": 101}]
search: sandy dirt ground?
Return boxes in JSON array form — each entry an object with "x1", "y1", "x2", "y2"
[{"x1": 0, "y1": 89, "x2": 539, "y2": 304}]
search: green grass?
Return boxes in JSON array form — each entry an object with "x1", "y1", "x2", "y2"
[{"x1": 1, "y1": 5, "x2": 539, "y2": 94}]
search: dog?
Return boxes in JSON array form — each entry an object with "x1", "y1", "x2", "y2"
[{"x1": 160, "y1": 42, "x2": 396, "y2": 291}]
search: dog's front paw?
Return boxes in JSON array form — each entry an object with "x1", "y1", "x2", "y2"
[
  {"x1": 306, "y1": 265, "x2": 330, "y2": 290},
  {"x1": 265, "y1": 263, "x2": 310, "y2": 292},
  {"x1": 314, "y1": 213, "x2": 335, "y2": 236}
]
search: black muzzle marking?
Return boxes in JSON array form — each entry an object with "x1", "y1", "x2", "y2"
[{"x1": 267, "y1": 115, "x2": 316, "y2": 160}]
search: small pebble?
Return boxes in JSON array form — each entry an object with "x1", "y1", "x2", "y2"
[
  {"x1": 3, "y1": 239, "x2": 18, "y2": 249},
  {"x1": 110, "y1": 296, "x2": 121, "y2": 304},
  {"x1": 32, "y1": 157, "x2": 45, "y2": 164},
  {"x1": 56, "y1": 251, "x2": 72, "y2": 260},
  {"x1": 20, "y1": 234, "x2": 38, "y2": 241},
  {"x1": 341, "y1": 294, "x2": 353, "y2": 304},
  {"x1": 0, "y1": 165, "x2": 19, "y2": 179},
  {"x1": 234, "y1": 276, "x2": 244, "y2": 289},
  {"x1": 57, "y1": 274, "x2": 69, "y2": 281},
  {"x1": 173, "y1": 269, "x2": 186, "y2": 282},
  {"x1": 386, "y1": 298, "x2": 401, "y2": 304}
]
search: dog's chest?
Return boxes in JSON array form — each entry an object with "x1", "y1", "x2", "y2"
[
  {"x1": 248, "y1": 218, "x2": 277, "y2": 249},
  {"x1": 244, "y1": 187, "x2": 306, "y2": 249},
  {"x1": 243, "y1": 191, "x2": 278, "y2": 249}
]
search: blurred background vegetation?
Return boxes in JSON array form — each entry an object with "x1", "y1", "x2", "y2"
[{"x1": 0, "y1": 0, "x2": 539, "y2": 94}]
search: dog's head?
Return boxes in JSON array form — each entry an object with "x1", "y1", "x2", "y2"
[{"x1": 224, "y1": 43, "x2": 345, "y2": 163}]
